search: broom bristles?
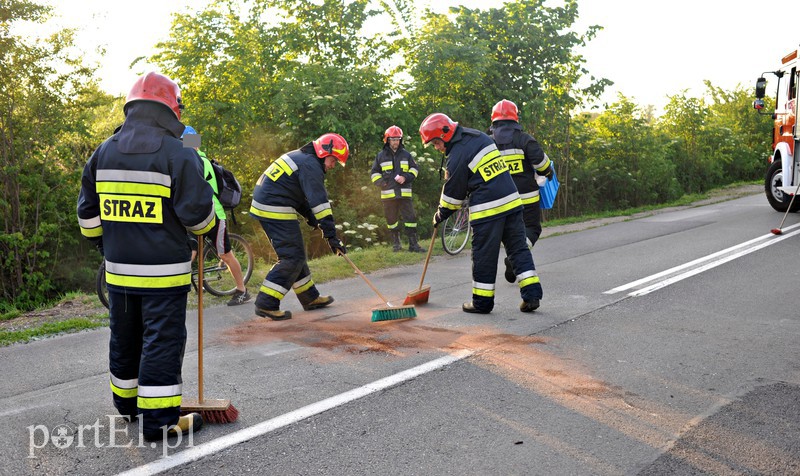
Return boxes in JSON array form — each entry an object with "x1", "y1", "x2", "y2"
[
  {"x1": 181, "y1": 399, "x2": 239, "y2": 423},
  {"x1": 372, "y1": 305, "x2": 416, "y2": 322},
  {"x1": 403, "y1": 285, "x2": 430, "y2": 305}
]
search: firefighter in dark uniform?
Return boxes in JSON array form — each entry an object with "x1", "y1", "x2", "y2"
[
  {"x1": 249, "y1": 133, "x2": 349, "y2": 320},
  {"x1": 420, "y1": 113, "x2": 543, "y2": 314},
  {"x1": 370, "y1": 125, "x2": 425, "y2": 252},
  {"x1": 488, "y1": 99, "x2": 554, "y2": 283},
  {"x1": 77, "y1": 72, "x2": 215, "y2": 441}
]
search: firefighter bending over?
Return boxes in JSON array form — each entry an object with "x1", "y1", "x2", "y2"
[
  {"x1": 421, "y1": 112, "x2": 543, "y2": 314},
  {"x1": 249, "y1": 133, "x2": 349, "y2": 320}
]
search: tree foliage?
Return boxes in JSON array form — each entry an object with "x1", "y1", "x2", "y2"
[
  {"x1": 0, "y1": 0, "x2": 104, "y2": 310},
  {"x1": 0, "y1": 0, "x2": 776, "y2": 309}
]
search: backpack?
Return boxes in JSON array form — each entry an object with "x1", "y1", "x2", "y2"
[{"x1": 210, "y1": 159, "x2": 242, "y2": 209}]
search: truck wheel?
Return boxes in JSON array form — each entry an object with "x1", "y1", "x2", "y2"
[{"x1": 765, "y1": 160, "x2": 795, "y2": 212}]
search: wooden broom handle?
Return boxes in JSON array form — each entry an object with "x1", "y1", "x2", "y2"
[
  {"x1": 197, "y1": 237, "x2": 204, "y2": 403},
  {"x1": 339, "y1": 252, "x2": 390, "y2": 304},
  {"x1": 418, "y1": 227, "x2": 437, "y2": 289}
]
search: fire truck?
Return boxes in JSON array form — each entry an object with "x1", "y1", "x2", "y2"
[{"x1": 753, "y1": 46, "x2": 800, "y2": 212}]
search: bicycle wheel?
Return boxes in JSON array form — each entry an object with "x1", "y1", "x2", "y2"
[
  {"x1": 96, "y1": 262, "x2": 109, "y2": 309},
  {"x1": 199, "y1": 234, "x2": 254, "y2": 296},
  {"x1": 441, "y1": 206, "x2": 471, "y2": 255}
]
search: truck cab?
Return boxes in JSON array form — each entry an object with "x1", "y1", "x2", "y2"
[{"x1": 754, "y1": 48, "x2": 800, "y2": 212}]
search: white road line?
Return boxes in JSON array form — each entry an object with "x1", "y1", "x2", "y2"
[
  {"x1": 117, "y1": 349, "x2": 474, "y2": 476},
  {"x1": 604, "y1": 226, "x2": 800, "y2": 297}
]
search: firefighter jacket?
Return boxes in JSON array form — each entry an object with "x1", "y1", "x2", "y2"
[
  {"x1": 249, "y1": 143, "x2": 338, "y2": 239},
  {"x1": 436, "y1": 126, "x2": 523, "y2": 226},
  {"x1": 490, "y1": 120, "x2": 552, "y2": 225},
  {"x1": 369, "y1": 144, "x2": 419, "y2": 200},
  {"x1": 77, "y1": 104, "x2": 217, "y2": 295}
]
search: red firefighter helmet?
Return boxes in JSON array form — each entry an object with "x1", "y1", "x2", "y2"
[
  {"x1": 383, "y1": 125, "x2": 403, "y2": 143},
  {"x1": 491, "y1": 99, "x2": 519, "y2": 122},
  {"x1": 313, "y1": 133, "x2": 349, "y2": 166},
  {"x1": 125, "y1": 72, "x2": 183, "y2": 119},
  {"x1": 419, "y1": 113, "x2": 458, "y2": 145}
]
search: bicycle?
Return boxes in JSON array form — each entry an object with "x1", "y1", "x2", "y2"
[
  {"x1": 96, "y1": 233, "x2": 254, "y2": 308},
  {"x1": 441, "y1": 202, "x2": 471, "y2": 255}
]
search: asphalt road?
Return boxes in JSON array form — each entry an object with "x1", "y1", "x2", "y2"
[{"x1": 2, "y1": 190, "x2": 799, "y2": 475}]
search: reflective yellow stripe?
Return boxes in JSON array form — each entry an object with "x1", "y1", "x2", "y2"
[
  {"x1": 469, "y1": 197, "x2": 522, "y2": 221},
  {"x1": 519, "y1": 275, "x2": 540, "y2": 288},
  {"x1": 193, "y1": 216, "x2": 216, "y2": 235},
  {"x1": 520, "y1": 195, "x2": 540, "y2": 205},
  {"x1": 249, "y1": 206, "x2": 298, "y2": 220},
  {"x1": 473, "y1": 288, "x2": 494, "y2": 297},
  {"x1": 260, "y1": 285, "x2": 286, "y2": 300},
  {"x1": 110, "y1": 381, "x2": 138, "y2": 399},
  {"x1": 81, "y1": 226, "x2": 103, "y2": 238},
  {"x1": 137, "y1": 395, "x2": 182, "y2": 410},
  {"x1": 97, "y1": 182, "x2": 170, "y2": 198},
  {"x1": 293, "y1": 279, "x2": 314, "y2": 294},
  {"x1": 371, "y1": 173, "x2": 382, "y2": 183},
  {"x1": 439, "y1": 199, "x2": 461, "y2": 210},
  {"x1": 106, "y1": 272, "x2": 191, "y2": 288},
  {"x1": 314, "y1": 208, "x2": 333, "y2": 220}
]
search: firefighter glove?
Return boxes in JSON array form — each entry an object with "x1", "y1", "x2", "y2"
[
  {"x1": 432, "y1": 210, "x2": 444, "y2": 228},
  {"x1": 327, "y1": 237, "x2": 347, "y2": 255},
  {"x1": 543, "y1": 165, "x2": 554, "y2": 180},
  {"x1": 306, "y1": 215, "x2": 319, "y2": 229}
]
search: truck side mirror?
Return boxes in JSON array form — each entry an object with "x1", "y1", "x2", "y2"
[
  {"x1": 752, "y1": 99, "x2": 765, "y2": 111},
  {"x1": 755, "y1": 77, "x2": 767, "y2": 99}
]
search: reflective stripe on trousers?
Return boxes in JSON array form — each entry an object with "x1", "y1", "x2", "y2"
[{"x1": 470, "y1": 209, "x2": 543, "y2": 311}]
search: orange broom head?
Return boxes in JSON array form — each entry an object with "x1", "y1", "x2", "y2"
[
  {"x1": 771, "y1": 228, "x2": 783, "y2": 235},
  {"x1": 181, "y1": 399, "x2": 239, "y2": 424},
  {"x1": 403, "y1": 284, "x2": 431, "y2": 305}
]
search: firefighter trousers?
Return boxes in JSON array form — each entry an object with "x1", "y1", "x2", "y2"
[
  {"x1": 522, "y1": 203, "x2": 542, "y2": 248},
  {"x1": 471, "y1": 209, "x2": 543, "y2": 312},
  {"x1": 383, "y1": 198, "x2": 417, "y2": 230},
  {"x1": 108, "y1": 290, "x2": 187, "y2": 438},
  {"x1": 255, "y1": 219, "x2": 321, "y2": 311}
]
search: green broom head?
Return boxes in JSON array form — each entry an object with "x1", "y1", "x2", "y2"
[{"x1": 371, "y1": 305, "x2": 417, "y2": 322}]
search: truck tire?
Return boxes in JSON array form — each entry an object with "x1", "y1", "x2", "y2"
[{"x1": 764, "y1": 160, "x2": 800, "y2": 212}]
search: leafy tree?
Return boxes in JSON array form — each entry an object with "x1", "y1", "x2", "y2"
[
  {"x1": 0, "y1": 0, "x2": 99, "y2": 310},
  {"x1": 570, "y1": 95, "x2": 679, "y2": 212}
]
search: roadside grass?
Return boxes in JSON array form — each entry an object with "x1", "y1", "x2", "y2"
[
  {"x1": 0, "y1": 293, "x2": 109, "y2": 346},
  {"x1": 0, "y1": 316, "x2": 109, "y2": 347},
  {"x1": 2, "y1": 181, "x2": 759, "y2": 345}
]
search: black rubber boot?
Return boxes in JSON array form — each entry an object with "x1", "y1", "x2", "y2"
[
  {"x1": 520, "y1": 300, "x2": 540, "y2": 312},
  {"x1": 504, "y1": 257, "x2": 516, "y2": 283},
  {"x1": 407, "y1": 230, "x2": 425, "y2": 252},
  {"x1": 462, "y1": 302, "x2": 491, "y2": 314},
  {"x1": 391, "y1": 229, "x2": 402, "y2": 252}
]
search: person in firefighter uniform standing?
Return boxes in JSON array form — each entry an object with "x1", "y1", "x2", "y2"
[
  {"x1": 370, "y1": 125, "x2": 425, "y2": 252},
  {"x1": 249, "y1": 133, "x2": 349, "y2": 320},
  {"x1": 77, "y1": 72, "x2": 216, "y2": 441},
  {"x1": 420, "y1": 112, "x2": 543, "y2": 314},
  {"x1": 488, "y1": 99, "x2": 554, "y2": 283}
]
